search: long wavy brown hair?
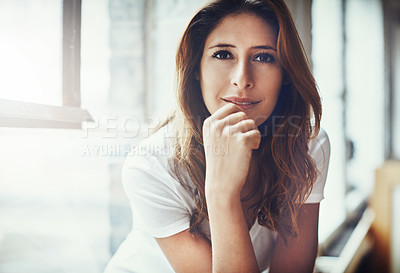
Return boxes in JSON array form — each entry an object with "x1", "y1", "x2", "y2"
[{"x1": 168, "y1": 0, "x2": 321, "y2": 237}]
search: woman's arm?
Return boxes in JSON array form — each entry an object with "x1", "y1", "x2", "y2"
[
  {"x1": 269, "y1": 203, "x2": 320, "y2": 273},
  {"x1": 156, "y1": 103, "x2": 261, "y2": 272},
  {"x1": 156, "y1": 196, "x2": 259, "y2": 273},
  {"x1": 206, "y1": 189, "x2": 260, "y2": 273},
  {"x1": 156, "y1": 229, "x2": 213, "y2": 272},
  {"x1": 204, "y1": 103, "x2": 261, "y2": 272}
]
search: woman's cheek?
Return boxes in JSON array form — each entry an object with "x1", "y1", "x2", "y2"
[{"x1": 200, "y1": 70, "x2": 225, "y2": 114}]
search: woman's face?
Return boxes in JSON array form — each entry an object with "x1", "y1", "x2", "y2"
[{"x1": 199, "y1": 13, "x2": 283, "y2": 126}]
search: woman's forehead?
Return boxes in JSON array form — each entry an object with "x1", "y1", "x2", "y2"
[{"x1": 204, "y1": 13, "x2": 278, "y2": 49}]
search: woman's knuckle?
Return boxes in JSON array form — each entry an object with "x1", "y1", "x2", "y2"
[
  {"x1": 214, "y1": 120, "x2": 225, "y2": 130},
  {"x1": 249, "y1": 119, "x2": 256, "y2": 127},
  {"x1": 238, "y1": 112, "x2": 247, "y2": 119},
  {"x1": 203, "y1": 117, "x2": 211, "y2": 127}
]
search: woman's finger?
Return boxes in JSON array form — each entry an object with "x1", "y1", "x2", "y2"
[
  {"x1": 210, "y1": 103, "x2": 242, "y2": 121},
  {"x1": 228, "y1": 119, "x2": 256, "y2": 135},
  {"x1": 220, "y1": 111, "x2": 248, "y2": 126},
  {"x1": 241, "y1": 129, "x2": 261, "y2": 149}
]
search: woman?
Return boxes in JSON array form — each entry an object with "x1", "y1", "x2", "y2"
[{"x1": 105, "y1": 0, "x2": 330, "y2": 272}]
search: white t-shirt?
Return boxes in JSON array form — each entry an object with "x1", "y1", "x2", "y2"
[{"x1": 105, "y1": 125, "x2": 330, "y2": 273}]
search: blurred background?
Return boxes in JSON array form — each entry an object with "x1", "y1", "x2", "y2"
[{"x1": 0, "y1": 0, "x2": 399, "y2": 272}]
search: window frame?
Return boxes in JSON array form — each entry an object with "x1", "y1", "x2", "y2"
[{"x1": 0, "y1": 0, "x2": 93, "y2": 129}]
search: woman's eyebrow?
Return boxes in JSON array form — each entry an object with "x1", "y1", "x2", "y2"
[
  {"x1": 208, "y1": 43, "x2": 235, "y2": 49},
  {"x1": 207, "y1": 43, "x2": 276, "y2": 51},
  {"x1": 252, "y1": 45, "x2": 276, "y2": 51}
]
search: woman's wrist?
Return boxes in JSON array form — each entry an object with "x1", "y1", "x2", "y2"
[
  {"x1": 205, "y1": 181, "x2": 242, "y2": 212},
  {"x1": 205, "y1": 178, "x2": 241, "y2": 201}
]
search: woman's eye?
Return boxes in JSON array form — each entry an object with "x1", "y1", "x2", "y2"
[
  {"x1": 254, "y1": 53, "x2": 275, "y2": 63},
  {"x1": 212, "y1": 50, "x2": 232, "y2": 60}
]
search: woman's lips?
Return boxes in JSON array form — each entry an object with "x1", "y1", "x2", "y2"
[{"x1": 222, "y1": 97, "x2": 261, "y2": 110}]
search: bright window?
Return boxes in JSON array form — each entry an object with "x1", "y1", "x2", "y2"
[{"x1": 0, "y1": 0, "x2": 62, "y2": 105}]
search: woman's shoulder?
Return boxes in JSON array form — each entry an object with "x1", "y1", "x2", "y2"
[
  {"x1": 309, "y1": 128, "x2": 330, "y2": 155},
  {"x1": 125, "y1": 125, "x2": 175, "y2": 163},
  {"x1": 303, "y1": 128, "x2": 331, "y2": 203},
  {"x1": 120, "y1": 125, "x2": 194, "y2": 239},
  {"x1": 122, "y1": 125, "x2": 170, "y2": 175},
  {"x1": 121, "y1": 124, "x2": 184, "y2": 189},
  {"x1": 308, "y1": 127, "x2": 331, "y2": 174}
]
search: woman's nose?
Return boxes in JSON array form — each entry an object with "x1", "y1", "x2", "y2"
[{"x1": 231, "y1": 61, "x2": 254, "y2": 89}]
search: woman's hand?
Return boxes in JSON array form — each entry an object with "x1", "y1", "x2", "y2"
[{"x1": 202, "y1": 103, "x2": 261, "y2": 197}]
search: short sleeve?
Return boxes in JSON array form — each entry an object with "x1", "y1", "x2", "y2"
[
  {"x1": 305, "y1": 128, "x2": 331, "y2": 203},
  {"x1": 122, "y1": 153, "x2": 192, "y2": 238}
]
